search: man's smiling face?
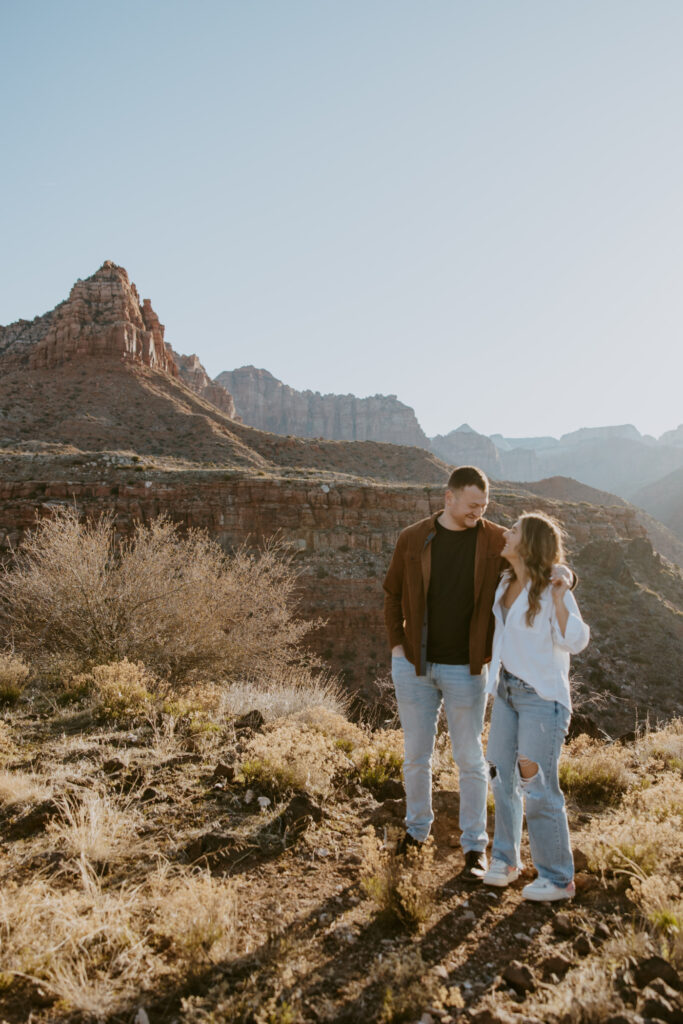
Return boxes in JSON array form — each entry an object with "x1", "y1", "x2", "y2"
[{"x1": 443, "y1": 485, "x2": 488, "y2": 531}]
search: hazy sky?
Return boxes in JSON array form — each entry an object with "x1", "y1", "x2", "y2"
[{"x1": 2, "y1": 1, "x2": 682, "y2": 440}]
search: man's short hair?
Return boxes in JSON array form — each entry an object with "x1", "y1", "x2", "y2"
[{"x1": 446, "y1": 465, "x2": 489, "y2": 493}]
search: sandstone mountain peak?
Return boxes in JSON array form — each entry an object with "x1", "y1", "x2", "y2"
[{"x1": 0, "y1": 261, "x2": 178, "y2": 376}]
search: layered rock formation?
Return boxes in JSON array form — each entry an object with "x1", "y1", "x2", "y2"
[
  {"x1": 429, "y1": 424, "x2": 502, "y2": 476},
  {"x1": 168, "y1": 349, "x2": 238, "y2": 419},
  {"x1": 0, "y1": 262, "x2": 178, "y2": 375},
  {"x1": 216, "y1": 366, "x2": 430, "y2": 447}
]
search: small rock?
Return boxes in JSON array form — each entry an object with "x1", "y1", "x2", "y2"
[
  {"x1": 572, "y1": 847, "x2": 589, "y2": 872},
  {"x1": 469, "y1": 1009, "x2": 518, "y2": 1024},
  {"x1": 638, "y1": 989, "x2": 680, "y2": 1023},
  {"x1": 594, "y1": 920, "x2": 612, "y2": 942},
  {"x1": 134, "y1": 1010, "x2": 150, "y2": 1024},
  {"x1": 9, "y1": 798, "x2": 60, "y2": 838},
  {"x1": 448, "y1": 835, "x2": 459, "y2": 848},
  {"x1": 139, "y1": 786, "x2": 159, "y2": 803},
  {"x1": 243, "y1": 789, "x2": 254, "y2": 804},
  {"x1": 418, "y1": 1014, "x2": 434, "y2": 1024},
  {"x1": 212, "y1": 762, "x2": 235, "y2": 782},
  {"x1": 377, "y1": 778, "x2": 404, "y2": 800},
  {"x1": 634, "y1": 956, "x2": 681, "y2": 991},
  {"x1": 280, "y1": 793, "x2": 323, "y2": 838},
  {"x1": 234, "y1": 709, "x2": 265, "y2": 732},
  {"x1": 542, "y1": 953, "x2": 573, "y2": 977},
  {"x1": 574, "y1": 934, "x2": 593, "y2": 956},
  {"x1": 257, "y1": 796, "x2": 271, "y2": 810},
  {"x1": 433, "y1": 965, "x2": 450, "y2": 980},
  {"x1": 553, "y1": 911, "x2": 575, "y2": 936},
  {"x1": 502, "y1": 960, "x2": 536, "y2": 994}
]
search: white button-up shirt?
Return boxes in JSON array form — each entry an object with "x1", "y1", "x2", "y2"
[{"x1": 486, "y1": 572, "x2": 590, "y2": 710}]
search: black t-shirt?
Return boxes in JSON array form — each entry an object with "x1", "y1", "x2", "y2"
[{"x1": 426, "y1": 519, "x2": 478, "y2": 665}]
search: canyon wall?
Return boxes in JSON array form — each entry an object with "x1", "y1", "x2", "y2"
[
  {"x1": 3, "y1": 469, "x2": 678, "y2": 736},
  {"x1": 216, "y1": 366, "x2": 430, "y2": 447}
]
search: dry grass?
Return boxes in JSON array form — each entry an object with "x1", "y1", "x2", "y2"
[
  {"x1": 635, "y1": 716, "x2": 683, "y2": 772},
  {"x1": 219, "y1": 666, "x2": 348, "y2": 723},
  {"x1": 0, "y1": 860, "x2": 242, "y2": 1020},
  {"x1": 0, "y1": 509, "x2": 318, "y2": 684},
  {"x1": 559, "y1": 734, "x2": 636, "y2": 805},
  {"x1": 0, "y1": 651, "x2": 29, "y2": 704},
  {"x1": 46, "y1": 789, "x2": 141, "y2": 864},
  {"x1": 360, "y1": 826, "x2": 434, "y2": 929},
  {"x1": 581, "y1": 772, "x2": 683, "y2": 884},
  {"x1": 0, "y1": 769, "x2": 52, "y2": 809}
]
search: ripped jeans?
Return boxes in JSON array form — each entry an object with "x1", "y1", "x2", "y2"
[{"x1": 486, "y1": 668, "x2": 573, "y2": 887}]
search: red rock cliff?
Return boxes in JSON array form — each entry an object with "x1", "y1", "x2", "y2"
[{"x1": 0, "y1": 262, "x2": 178, "y2": 375}]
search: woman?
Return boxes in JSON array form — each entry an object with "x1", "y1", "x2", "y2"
[{"x1": 483, "y1": 512, "x2": 589, "y2": 901}]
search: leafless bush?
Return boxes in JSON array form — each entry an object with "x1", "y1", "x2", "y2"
[{"x1": 0, "y1": 509, "x2": 319, "y2": 684}]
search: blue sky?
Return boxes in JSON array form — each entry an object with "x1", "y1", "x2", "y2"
[{"x1": 2, "y1": 1, "x2": 682, "y2": 440}]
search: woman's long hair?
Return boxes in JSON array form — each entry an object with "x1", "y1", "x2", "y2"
[{"x1": 516, "y1": 512, "x2": 566, "y2": 626}]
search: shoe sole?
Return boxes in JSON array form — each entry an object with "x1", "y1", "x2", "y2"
[
  {"x1": 522, "y1": 888, "x2": 574, "y2": 902},
  {"x1": 483, "y1": 871, "x2": 520, "y2": 887}
]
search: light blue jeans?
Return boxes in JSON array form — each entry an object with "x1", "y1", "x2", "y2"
[
  {"x1": 486, "y1": 669, "x2": 573, "y2": 887},
  {"x1": 391, "y1": 655, "x2": 488, "y2": 852}
]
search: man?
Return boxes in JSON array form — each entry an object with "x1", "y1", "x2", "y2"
[{"x1": 383, "y1": 465, "x2": 505, "y2": 881}]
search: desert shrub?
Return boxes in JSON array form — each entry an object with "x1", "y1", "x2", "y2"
[
  {"x1": 630, "y1": 875, "x2": 683, "y2": 968},
  {"x1": 82, "y1": 659, "x2": 154, "y2": 722},
  {"x1": 636, "y1": 717, "x2": 683, "y2": 773},
  {"x1": 360, "y1": 826, "x2": 434, "y2": 929},
  {"x1": 357, "y1": 747, "x2": 403, "y2": 795},
  {"x1": 0, "y1": 509, "x2": 317, "y2": 684},
  {"x1": 559, "y1": 735, "x2": 635, "y2": 805},
  {"x1": 0, "y1": 651, "x2": 29, "y2": 704},
  {"x1": 238, "y1": 715, "x2": 355, "y2": 799}
]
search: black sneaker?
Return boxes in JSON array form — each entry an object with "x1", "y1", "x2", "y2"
[
  {"x1": 396, "y1": 832, "x2": 424, "y2": 856},
  {"x1": 461, "y1": 849, "x2": 487, "y2": 882}
]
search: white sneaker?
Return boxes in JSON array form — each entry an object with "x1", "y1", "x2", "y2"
[
  {"x1": 483, "y1": 859, "x2": 520, "y2": 887},
  {"x1": 522, "y1": 877, "x2": 575, "y2": 902}
]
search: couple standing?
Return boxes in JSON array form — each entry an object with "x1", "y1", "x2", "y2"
[{"x1": 383, "y1": 465, "x2": 590, "y2": 901}]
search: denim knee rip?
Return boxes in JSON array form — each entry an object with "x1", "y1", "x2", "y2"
[{"x1": 517, "y1": 758, "x2": 545, "y2": 797}]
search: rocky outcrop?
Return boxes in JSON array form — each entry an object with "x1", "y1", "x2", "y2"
[
  {"x1": 0, "y1": 262, "x2": 178, "y2": 376},
  {"x1": 216, "y1": 366, "x2": 430, "y2": 447},
  {"x1": 168, "y1": 349, "x2": 238, "y2": 419},
  {"x1": 430, "y1": 425, "x2": 502, "y2": 477}
]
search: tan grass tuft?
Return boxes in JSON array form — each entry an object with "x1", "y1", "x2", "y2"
[
  {"x1": 0, "y1": 651, "x2": 29, "y2": 704},
  {"x1": 0, "y1": 770, "x2": 52, "y2": 808},
  {"x1": 47, "y1": 790, "x2": 140, "y2": 864}
]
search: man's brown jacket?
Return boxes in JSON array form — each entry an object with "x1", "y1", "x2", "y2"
[{"x1": 383, "y1": 512, "x2": 507, "y2": 676}]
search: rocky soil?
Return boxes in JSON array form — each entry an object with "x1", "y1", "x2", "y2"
[{"x1": 1, "y1": 690, "x2": 681, "y2": 1024}]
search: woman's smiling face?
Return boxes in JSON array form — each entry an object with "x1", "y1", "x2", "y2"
[{"x1": 502, "y1": 520, "x2": 522, "y2": 559}]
